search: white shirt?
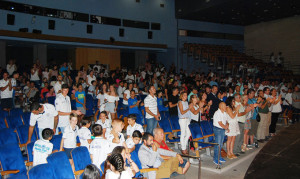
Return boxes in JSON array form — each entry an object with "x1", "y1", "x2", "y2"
[
  {"x1": 6, "y1": 64, "x2": 16, "y2": 76},
  {"x1": 97, "y1": 94, "x2": 106, "y2": 105},
  {"x1": 90, "y1": 137, "x2": 110, "y2": 168},
  {"x1": 31, "y1": 70, "x2": 40, "y2": 81},
  {"x1": 271, "y1": 96, "x2": 282, "y2": 113},
  {"x1": 63, "y1": 125, "x2": 79, "y2": 148},
  {"x1": 117, "y1": 86, "x2": 124, "y2": 98},
  {"x1": 96, "y1": 119, "x2": 111, "y2": 129},
  {"x1": 0, "y1": 79, "x2": 13, "y2": 98},
  {"x1": 78, "y1": 127, "x2": 91, "y2": 149},
  {"x1": 55, "y1": 94, "x2": 71, "y2": 127},
  {"x1": 30, "y1": 104, "x2": 58, "y2": 129},
  {"x1": 54, "y1": 81, "x2": 64, "y2": 94},
  {"x1": 235, "y1": 102, "x2": 246, "y2": 123},
  {"x1": 284, "y1": 93, "x2": 292, "y2": 106},
  {"x1": 126, "y1": 123, "x2": 144, "y2": 137},
  {"x1": 144, "y1": 94, "x2": 158, "y2": 119},
  {"x1": 213, "y1": 109, "x2": 227, "y2": 129},
  {"x1": 105, "y1": 94, "x2": 119, "y2": 103},
  {"x1": 126, "y1": 138, "x2": 135, "y2": 149},
  {"x1": 33, "y1": 139, "x2": 53, "y2": 166},
  {"x1": 122, "y1": 90, "x2": 130, "y2": 105},
  {"x1": 87, "y1": 75, "x2": 96, "y2": 86},
  {"x1": 42, "y1": 71, "x2": 49, "y2": 80},
  {"x1": 105, "y1": 170, "x2": 132, "y2": 179},
  {"x1": 280, "y1": 85, "x2": 288, "y2": 98},
  {"x1": 190, "y1": 105, "x2": 200, "y2": 122},
  {"x1": 125, "y1": 75, "x2": 135, "y2": 83},
  {"x1": 107, "y1": 132, "x2": 125, "y2": 152}
]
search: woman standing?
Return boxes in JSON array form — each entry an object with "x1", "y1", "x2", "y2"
[
  {"x1": 257, "y1": 90, "x2": 269, "y2": 142},
  {"x1": 199, "y1": 92, "x2": 212, "y2": 121},
  {"x1": 178, "y1": 92, "x2": 192, "y2": 155},
  {"x1": 105, "y1": 85, "x2": 119, "y2": 120},
  {"x1": 189, "y1": 95, "x2": 201, "y2": 123},
  {"x1": 225, "y1": 97, "x2": 240, "y2": 159},
  {"x1": 270, "y1": 89, "x2": 282, "y2": 136},
  {"x1": 86, "y1": 70, "x2": 96, "y2": 87},
  {"x1": 97, "y1": 84, "x2": 108, "y2": 113}
]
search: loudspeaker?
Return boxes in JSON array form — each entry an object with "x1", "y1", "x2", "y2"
[
  {"x1": 19, "y1": 28, "x2": 28, "y2": 32},
  {"x1": 7, "y1": 14, "x2": 15, "y2": 25},
  {"x1": 87, "y1": 25, "x2": 93, "y2": 34},
  {"x1": 110, "y1": 37, "x2": 115, "y2": 43},
  {"x1": 160, "y1": 4, "x2": 165, "y2": 8},
  {"x1": 32, "y1": 29, "x2": 42, "y2": 34},
  {"x1": 48, "y1": 20, "x2": 55, "y2": 30},
  {"x1": 119, "y1": 28, "x2": 124, "y2": 37},
  {"x1": 148, "y1": 31, "x2": 153, "y2": 39}
]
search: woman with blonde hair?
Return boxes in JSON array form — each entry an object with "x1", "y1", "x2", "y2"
[{"x1": 105, "y1": 85, "x2": 119, "y2": 120}]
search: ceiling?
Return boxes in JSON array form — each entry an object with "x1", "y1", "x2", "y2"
[{"x1": 175, "y1": 0, "x2": 300, "y2": 26}]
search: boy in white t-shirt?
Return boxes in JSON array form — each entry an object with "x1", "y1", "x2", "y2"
[
  {"x1": 90, "y1": 124, "x2": 110, "y2": 169},
  {"x1": 96, "y1": 111, "x2": 111, "y2": 139},
  {"x1": 107, "y1": 119, "x2": 128, "y2": 153},
  {"x1": 88, "y1": 80, "x2": 97, "y2": 98},
  {"x1": 78, "y1": 117, "x2": 92, "y2": 150},
  {"x1": 60, "y1": 113, "x2": 79, "y2": 171},
  {"x1": 33, "y1": 128, "x2": 54, "y2": 166},
  {"x1": 126, "y1": 130, "x2": 142, "y2": 153},
  {"x1": 126, "y1": 114, "x2": 144, "y2": 138}
]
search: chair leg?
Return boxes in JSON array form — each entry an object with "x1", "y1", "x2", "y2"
[{"x1": 194, "y1": 142, "x2": 199, "y2": 157}]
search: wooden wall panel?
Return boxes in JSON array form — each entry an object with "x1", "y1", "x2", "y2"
[{"x1": 75, "y1": 48, "x2": 120, "y2": 70}]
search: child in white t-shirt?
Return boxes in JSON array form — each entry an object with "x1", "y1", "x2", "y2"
[
  {"x1": 107, "y1": 119, "x2": 128, "y2": 153},
  {"x1": 126, "y1": 114, "x2": 144, "y2": 138},
  {"x1": 126, "y1": 130, "x2": 142, "y2": 153},
  {"x1": 88, "y1": 80, "x2": 97, "y2": 98},
  {"x1": 33, "y1": 128, "x2": 54, "y2": 166},
  {"x1": 90, "y1": 124, "x2": 110, "y2": 169},
  {"x1": 60, "y1": 113, "x2": 79, "y2": 171},
  {"x1": 78, "y1": 117, "x2": 92, "y2": 150},
  {"x1": 96, "y1": 111, "x2": 111, "y2": 139}
]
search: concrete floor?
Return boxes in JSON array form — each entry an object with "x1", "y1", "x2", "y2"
[{"x1": 171, "y1": 122, "x2": 287, "y2": 179}]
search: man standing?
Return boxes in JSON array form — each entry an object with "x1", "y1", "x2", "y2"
[
  {"x1": 144, "y1": 86, "x2": 160, "y2": 134},
  {"x1": 26, "y1": 102, "x2": 58, "y2": 144},
  {"x1": 55, "y1": 84, "x2": 81, "y2": 133},
  {"x1": 207, "y1": 85, "x2": 220, "y2": 120},
  {"x1": 54, "y1": 75, "x2": 64, "y2": 94},
  {"x1": 247, "y1": 89, "x2": 259, "y2": 148},
  {"x1": 0, "y1": 72, "x2": 13, "y2": 110},
  {"x1": 168, "y1": 87, "x2": 179, "y2": 117},
  {"x1": 292, "y1": 86, "x2": 300, "y2": 123}
]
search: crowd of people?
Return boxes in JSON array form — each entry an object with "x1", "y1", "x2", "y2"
[{"x1": 1, "y1": 59, "x2": 300, "y2": 178}]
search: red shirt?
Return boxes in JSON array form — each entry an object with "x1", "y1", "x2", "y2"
[{"x1": 154, "y1": 139, "x2": 170, "y2": 150}]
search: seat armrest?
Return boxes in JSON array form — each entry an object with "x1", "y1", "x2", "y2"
[
  {"x1": 1, "y1": 170, "x2": 20, "y2": 176},
  {"x1": 140, "y1": 168, "x2": 159, "y2": 173},
  {"x1": 74, "y1": 170, "x2": 84, "y2": 176}
]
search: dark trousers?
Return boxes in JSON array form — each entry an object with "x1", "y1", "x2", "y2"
[
  {"x1": 269, "y1": 112, "x2": 280, "y2": 133},
  {"x1": 292, "y1": 107, "x2": 300, "y2": 123}
]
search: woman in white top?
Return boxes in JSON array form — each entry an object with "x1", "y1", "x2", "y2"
[
  {"x1": 123, "y1": 83, "x2": 133, "y2": 109},
  {"x1": 86, "y1": 70, "x2": 96, "y2": 87},
  {"x1": 225, "y1": 96, "x2": 241, "y2": 159},
  {"x1": 105, "y1": 85, "x2": 119, "y2": 120},
  {"x1": 42, "y1": 67, "x2": 50, "y2": 80},
  {"x1": 189, "y1": 95, "x2": 201, "y2": 123},
  {"x1": 269, "y1": 88, "x2": 282, "y2": 136},
  {"x1": 178, "y1": 91, "x2": 192, "y2": 155},
  {"x1": 6, "y1": 60, "x2": 17, "y2": 76},
  {"x1": 30, "y1": 64, "x2": 40, "y2": 86},
  {"x1": 97, "y1": 84, "x2": 108, "y2": 112}
]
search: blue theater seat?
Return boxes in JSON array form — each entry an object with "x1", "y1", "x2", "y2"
[
  {"x1": 47, "y1": 152, "x2": 75, "y2": 179},
  {"x1": 16, "y1": 125, "x2": 38, "y2": 147},
  {"x1": 26, "y1": 142, "x2": 34, "y2": 167},
  {"x1": 0, "y1": 128, "x2": 18, "y2": 145},
  {"x1": 28, "y1": 164, "x2": 55, "y2": 179},
  {"x1": 71, "y1": 146, "x2": 92, "y2": 177}
]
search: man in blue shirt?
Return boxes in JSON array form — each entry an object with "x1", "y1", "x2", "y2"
[
  {"x1": 247, "y1": 89, "x2": 259, "y2": 148},
  {"x1": 59, "y1": 62, "x2": 68, "y2": 76}
]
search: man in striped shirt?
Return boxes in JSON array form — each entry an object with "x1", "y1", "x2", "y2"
[{"x1": 144, "y1": 86, "x2": 160, "y2": 134}]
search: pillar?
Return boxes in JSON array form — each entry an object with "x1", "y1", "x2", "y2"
[{"x1": 0, "y1": 41, "x2": 6, "y2": 68}]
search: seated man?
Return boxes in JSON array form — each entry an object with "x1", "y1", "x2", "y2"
[
  {"x1": 153, "y1": 128, "x2": 190, "y2": 174},
  {"x1": 138, "y1": 132, "x2": 186, "y2": 179}
]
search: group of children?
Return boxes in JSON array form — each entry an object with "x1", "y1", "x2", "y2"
[{"x1": 32, "y1": 112, "x2": 144, "y2": 178}]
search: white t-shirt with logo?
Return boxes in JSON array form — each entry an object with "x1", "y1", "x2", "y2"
[
  {"x1": 55, "y1": 94, "x2": 71, "y2": 127},
  {"x1": 78, "y1": 127, "x2": 91, "y2": 150},
  {"x1": 33, "y1": 139, "x2": 53, "y2": 166},
  {"x1": 126, "y1": 123, "x2": 144, "y2": 137},
  {"x1": 126, "y1": 138, "x2": 135, "y2": 149},
  {"x1": 107, "y1": 132, "x2": 125, "y2": 152},
  {"x1": 0, "y1": 79, "x2": 13, "y2": 98},
  {"x1": 62, "y1": 125, "x2": 79, "y2": 148},
  {"x1": 90, "y1": 137, "x2": 110, "y2": 168},
  {"x1": 30, "y1": 104, "x2": 58, "y2": 129}
]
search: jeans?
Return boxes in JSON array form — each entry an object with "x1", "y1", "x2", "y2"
[
  {"x1": 146, "y1": 118, "x2": 158, "y2": 135},
  {"x1": 213, "y1": 126, "x2": 225, "y2": 162},
  {"x1": 292, "y1": 107, "x2": 300, "y2": 123},
  {"x1": 179, "y1": 118, "x2": 191, "y2": 150}
]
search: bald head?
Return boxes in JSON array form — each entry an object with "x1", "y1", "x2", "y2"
[{"x1": 219, "y1": 102, "x2": 226, "y2": 112}]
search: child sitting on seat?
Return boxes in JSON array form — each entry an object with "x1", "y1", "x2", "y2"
[
  {"x1": 157, "y1": 90, "x2": 168, "y2": 112},
  {"x1": 107, "y1": 119, "x2": 128, "y2": 152},
  {"x1": 60, "y1": 113, "x2": 79, "y2": 171},
  {"x1": 128, "y1": 90, "x2": 141, "y2": 115},
  {"x1": 90, "y1": 124, "x2": 110, "y2": 169},
  {"x1": 78, "y1": 117, "x2": 92, "y2": 150},
  {"x1": 96, "y1": 111, "x2": 111, "y2": 139},
  {"x1": 126, "y1": 114, "x2": 144, "y2": 138},
  {"x1": 126, "y1": 130, "x2": 142, "y2": 152},
  {"x1": 33, "y1": 128, "x2": 54, "y2": 166}
]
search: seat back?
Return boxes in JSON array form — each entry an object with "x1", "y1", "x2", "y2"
[
  {"x1": 26, "y1": 142, "x2": 35, "y2": 162},
  {"x1": 47, "y1": 152, "x2": 74, "y2": 179},
  {"x1": 130, "y1": 150, "x2": 142, "y2": 170},
  {"x1": 0, "y1": 117, "x2": 7, "y2": 129},
  {"x1": 28, "y1": 163, "x2": 55, "y2": 179},
  {"x1": 0, "y1": 143, "x2": 27, "y2": 174},
  {"x1": 0, "y1": 128, "x2": 18, "y2": 145},
  {"x1": 200, "y1": 120, "x2": 214, "y2": 141},
  {"x1": 47, "y1": 96, "x2": 55, "y2": 105},
  {"x1": 100, "y1": 161, "x2": 105, "y2": 177},
  {"x1": 22, "y1": 112, "x2": 31, "y2": 126},
  {"x1": 158, "y1": 118, "x2": 173, "y2": 134},
  {"x1": 71, "y1": 146, "x2": 92, "y2": 171},
  {"x1": 10, "y1": 108, "x2": 23, "y2": 117},
  {"x1": 6, "y1": 115, "x2": 24, "y2": 129},
  {"x1": 189, "y1": 123, "x2": 204, "y2": 142},
  {"x1": 169, "y1": 115, "x2": 180, "y2": 132},
  {"x1": 50, "y1": 134, "x2": 62, "y2": 151},
  {"x1": 16, "y1": 125, "x2": 38, "y2": 145}
]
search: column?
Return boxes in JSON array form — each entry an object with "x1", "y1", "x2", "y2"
[
  {"x1": 0, "y1": 41, "x2": 6, "y2": 68},
  {"x1": 33, "y1": 44, "x2": 47, "y2": 66}
]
